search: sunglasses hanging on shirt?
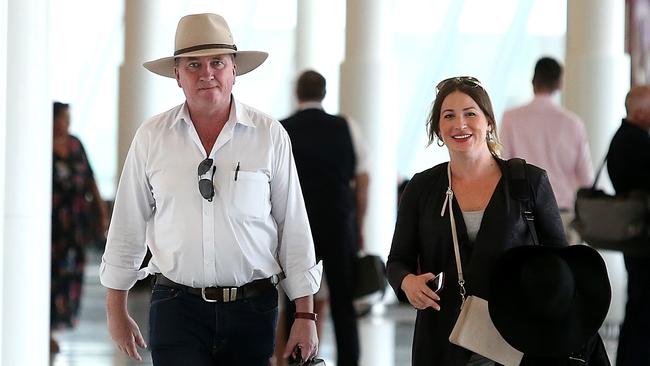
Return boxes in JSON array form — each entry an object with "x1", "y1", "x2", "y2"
[{"x1": 197, "y1": 157, "x2": 216, "y2": 202}]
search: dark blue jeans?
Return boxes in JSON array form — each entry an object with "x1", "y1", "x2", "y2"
[
  {"x1": 149, "y1": 284, "x2": 278, "y2": 366},
  {"x1": 616, "y1": 255, "x2": 650, "y2": 366}
]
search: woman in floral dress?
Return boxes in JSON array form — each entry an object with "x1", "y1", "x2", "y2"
[{"x1": 51, "y1": 102, "x2": 108, "y2": 352}]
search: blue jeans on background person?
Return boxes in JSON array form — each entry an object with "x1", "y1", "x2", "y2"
[
  {"x1": 616, "y1": 255, "x2": 650, "y2": 366},
  {"x1": 148, "y1": 284, "x2": 278, "y2": 366}
]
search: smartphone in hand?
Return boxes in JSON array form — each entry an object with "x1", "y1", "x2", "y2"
[{"x1": 426, "y1": 272, "x2": 444, "y2": 293}]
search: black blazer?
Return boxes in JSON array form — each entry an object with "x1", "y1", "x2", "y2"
[{"x1": 387, "y1": 158, "x2": 567, "y2": 366}]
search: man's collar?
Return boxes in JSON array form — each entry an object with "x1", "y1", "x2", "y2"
[
  {"x1": 172, "y1": 103, "x2": 192, "y2": 128},
  {"x1": 233, "y1": 98, "x2": 256, "y2": 128},
  {"x1": 172, "y1": 96, "x2": 256, "y2": 128},
  {"x1": 533, "y1": 93, "x2": 554, "y2": 101},
  {"x1": 298, "y1": 101, "x2": 323, "y2": 111}
]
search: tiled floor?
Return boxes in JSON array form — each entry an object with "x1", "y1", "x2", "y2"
[{"x1": 51, "y1": 250, "x2": 619, "y2": 366}]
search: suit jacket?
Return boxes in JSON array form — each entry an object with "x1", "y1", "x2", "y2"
[
  {"x1": 387, "y1": 158, "x2": 567, "y2": 366},
  {"x1": 607, "y1": 119, "x2": 650, "y2": 194},
  {"x1": 281, "y1": 108, "x2": 357, "y2": 259}
]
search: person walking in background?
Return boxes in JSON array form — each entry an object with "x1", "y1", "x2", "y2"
[
  {"x1": 99, "y1": 13, "x2": 322, "y2": 365},
  {"x1": 280, "y1": 70, "x2": 369, "y2": 366},
  {"x1": 387, "y1": 76, "x2": 566, "y2": 365},
  {"x1": 500, "y1": 57, "x2": 593, "y2": 244},
  {"x1": 606, "y1": 86, "x2": 650, "y2": 366},
  {"x1": 51, "y1": 101, "x2": 109, "y2": 353}
]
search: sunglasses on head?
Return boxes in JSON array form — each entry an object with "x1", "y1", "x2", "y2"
[
  {"x1": 198, "y1": 158, "x2": 216, "y2": 202},
  {"x1": 436, "y1": 76, "x2": 484, "y2": 93}
]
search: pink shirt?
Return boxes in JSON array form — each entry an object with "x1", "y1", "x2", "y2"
[{"x1": 500, "y1": 95, "x2": 594, "y2": 209}]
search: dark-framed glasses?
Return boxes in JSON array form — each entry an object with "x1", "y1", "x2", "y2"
[
  {"x1": 436, "y1": 76, "x2": 484, "y2": 93},
  {"x1": 198, "y1": 158, "x2": 216, "y2": 202}
]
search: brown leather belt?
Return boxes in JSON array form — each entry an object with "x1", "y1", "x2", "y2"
[{"x1": 155, "y1": 274, "x2": 277, "y2": 303}]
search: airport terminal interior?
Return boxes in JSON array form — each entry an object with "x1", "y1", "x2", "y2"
[{"x1": 1, "y1": 0, "x2": 647, "y2": 365}]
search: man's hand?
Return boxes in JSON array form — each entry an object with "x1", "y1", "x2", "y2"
[
  {"x1": 106, "y1": 289, "x2": 146, "y2": 361},
  {"x1": 283, "y1": 295, "x2": 318, "y2": 362},
  {"x1": 283, "y1": 318, "x2": 318, "y2": 362}
]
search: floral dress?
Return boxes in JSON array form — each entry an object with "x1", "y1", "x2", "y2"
[{"x1": 51, "y1": 135, "x2": 97, "y2": 329}]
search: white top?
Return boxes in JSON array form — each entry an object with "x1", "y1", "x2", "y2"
[
  {"x1": 100, "y1": 98, "x2": 322, "y2": 300},
  {"x1": 298, "y1": 101, "x2": 370, "y2": 174},
  {"x1": 500, "y1": 95, "x2": 594, "y2": 210}
]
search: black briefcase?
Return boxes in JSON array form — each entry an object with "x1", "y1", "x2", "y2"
[
  {"x1": 354, "y1": 254, "x2": 387, "y2": 299},
  {"x1": 572, "y1": 155, "x2": 650, "y2": 256},
  {"x1": 573, "y1": 187, "x2": 650, "y2": 255}
]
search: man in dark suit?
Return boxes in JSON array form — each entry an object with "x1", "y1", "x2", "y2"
[
  {"x1": 607, "y1": 85, "x2": 650, "y2": 366},
  {"x1": 281, "y1": 70, "x2": 369, "y2": 366}
]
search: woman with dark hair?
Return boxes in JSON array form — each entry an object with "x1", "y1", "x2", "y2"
[
  {"x1": 386, "y1": 77, "x2": 567, "y2": 365},
  {"x1": 51, "y1": 102, "x2": 108, "y2": 353}
]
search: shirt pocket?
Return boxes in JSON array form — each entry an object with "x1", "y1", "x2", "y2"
[{"x1": 230, "y1": 170, "x2": 271, "y2": 219}]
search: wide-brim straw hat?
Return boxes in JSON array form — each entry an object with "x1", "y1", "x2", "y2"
[
  {"x1": 143, "y1": 13, "x2": 268, "y2": 78},
  {"x1": 489, "y1": 244, "x2": 611, "y2": 357}
]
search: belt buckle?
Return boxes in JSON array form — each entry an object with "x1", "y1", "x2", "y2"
[
  {"x1": 201, "y1": 287, "x2": 218, "y2": 303},
  {"x1": 223, "y1": 287, "x2": 237, "y2": 302},
  {"x1": 201, "y1": 287, "x2": 238, "y2": 302}
]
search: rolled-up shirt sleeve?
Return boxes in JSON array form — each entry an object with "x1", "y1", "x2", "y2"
[
  {"x1": 270, "y1": 124, "x2": 322, "y2": 300},
  {"x1": 99, "y1": 128, "x2": 155, "y2": 290}
]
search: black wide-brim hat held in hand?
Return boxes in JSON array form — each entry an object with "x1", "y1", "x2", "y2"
[{"x1": 489, "y1": 244, "x2": 611, "y2": 357}]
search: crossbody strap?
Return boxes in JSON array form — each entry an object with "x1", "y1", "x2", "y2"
[
  {"x1": 591, "y1": 154, "x2": 608, "y2": 190},
  {"x1": 440, "y1": 163, "x2": 467, "y2": 305},
  {"x1": 508, "y1": 158, "x2": 540, "y2": 246}
]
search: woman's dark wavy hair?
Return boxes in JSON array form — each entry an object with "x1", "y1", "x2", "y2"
[{"x1": 426, "y1": 78, "x2": 501, "y2": 156}]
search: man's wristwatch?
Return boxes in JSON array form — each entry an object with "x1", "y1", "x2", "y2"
[{"x1": 294, "y1": 312, "x2": 318, "y2": 321}]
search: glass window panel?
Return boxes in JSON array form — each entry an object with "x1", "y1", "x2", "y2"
[{"x1": 458, "y1": 0, "x2": 518, "y2": 34}]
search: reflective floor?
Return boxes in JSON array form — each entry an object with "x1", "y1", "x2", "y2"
[{"x1": 51, "y1": 250, "x2": 619, "y2": 366}]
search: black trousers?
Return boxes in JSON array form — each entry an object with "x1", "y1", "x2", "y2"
[
  {"x1": 616, "y1": 255, "x2": 650, "y2": 366},
  {"x1": 286, "y1": 251, "x2": 360, "y2": 366},
  {"x1": 149, "y1": 284, "x2": 278, "y2": 366}
]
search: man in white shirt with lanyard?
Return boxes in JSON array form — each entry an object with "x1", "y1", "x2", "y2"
[{"x1": 99, "y1": 13, "x2": 322, "y2": 366}]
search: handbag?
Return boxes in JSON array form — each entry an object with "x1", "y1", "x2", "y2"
[
  {"x1": 354, "y1": 254, "x2": 387, "y2": 299},
  {"x1": 572, "y1": 155, "x2": 650, "y2": 255},
  {"x1": 442, "y1": 163, "x2": 524, "y2": 366},
  {"x1": 353, "y1": 253, "x2": 387, "y2": 316}
]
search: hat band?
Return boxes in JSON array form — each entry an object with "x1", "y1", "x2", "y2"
[{"x1": 174, "y1": 43, "x2": 238, "y2": 56}]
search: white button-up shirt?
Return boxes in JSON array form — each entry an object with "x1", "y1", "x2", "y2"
[{"x1": 100, "y1": 98, "x2": 322, "y2": 300}]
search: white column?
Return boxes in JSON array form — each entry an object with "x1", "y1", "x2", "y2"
[
  {"x1": 2, "y1": 0, "x2": 51, "y2": 364},
  {"x1": 340, "y1": 0, "x2": 396, "y2": 260},
  {"x1": 564, "y1": 0, "x2": 629, "y2": 166},
  {"x1": 0, "y1": 0, "x2": 7, "y2": 358},
  {"x1": 295, "y1": 0, "x2": 319, "y2": 73},
  {"x1": 118, "y1": 0, "x2": 163, "y2": 176},
  {"x1": 563, "y1": 0, "x2": 629, "y2": 326}
]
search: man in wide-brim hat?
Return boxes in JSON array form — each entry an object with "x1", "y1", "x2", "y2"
[
  {"x1": 489, "y1": 244, "x2": 612, "y2": 365},
  {"x1": 100, "y1": 13, "x2": 322, "y2": 366}
]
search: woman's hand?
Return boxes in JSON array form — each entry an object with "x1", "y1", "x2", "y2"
[{"x1": 400, "y1": 273, "x2": 441, "y2": 310}]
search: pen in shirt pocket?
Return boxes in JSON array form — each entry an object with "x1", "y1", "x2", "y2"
[{"x1": 234, "y1": 162, "x2": 240, "y2": 181}]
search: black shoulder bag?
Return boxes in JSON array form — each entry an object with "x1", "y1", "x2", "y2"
[{"x1": 572, "y1": 155, "x2": 650, "y2": 255}]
